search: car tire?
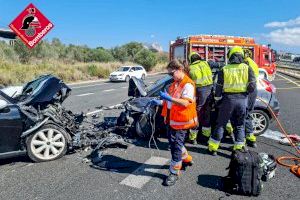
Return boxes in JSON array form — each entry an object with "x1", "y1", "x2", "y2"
[
  {"x1": 141, "y1": 74, "x2": 146, "y2": 80},
  {"x1": 26, "y1": 124, "x2": 69, "y2": 162},
  {"x1": 125, "y1": 75, "x2": 130, "y2": 82},
  {"x1": 250, "y1": 110, "x2": 270, "y2": 136}
]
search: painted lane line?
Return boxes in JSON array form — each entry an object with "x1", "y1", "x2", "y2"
[
  {"x1": 71, "y1": 83, "x2": 107, "y2": 89},
  {"x1": 76, "y1": 93, "x2": 94, "y2": 97},
  {"x1": 272, "y1": 78, "x2": 287, "y2": 81},
  {"x1": 103, "y1": 89, "x2": 115, "y2": 92},
  {"x1": 120, "y1": 156, "x2": 169, "y2": 189},
  {"x1": 277, "y1": 73, "x2": 300, "y2": 87},
  {"x1": 121, "y1": 86, "x2": 128, "y2": 89},
  {"x1": 277, "y1": 87, "x2": 300, "y2": 90}
]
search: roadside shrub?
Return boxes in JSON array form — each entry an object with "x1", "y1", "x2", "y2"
[
  {"x1": 134, "y1": 49, "x2": 158, "y2": 71},
  {"x1": 87, "y1": 64, "x2": 98, "y2": 76}
]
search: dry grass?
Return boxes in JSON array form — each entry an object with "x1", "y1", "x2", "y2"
[{"x1": 0, "y1": 60, "x2": 167, "y2": 86}]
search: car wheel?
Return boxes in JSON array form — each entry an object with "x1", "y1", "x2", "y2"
[
  {"x1": 26, "y1": 124, "x2": 69, "y2": 162},
  {"x1": 141, "y1": 74, "x2": 146, "y2": 80},
  {"x1": 250, "y1": 110, "x2": 270, "y2": 136},
  {"x1": 125, "y1": 75, "x2": 130, "y2": 82}
]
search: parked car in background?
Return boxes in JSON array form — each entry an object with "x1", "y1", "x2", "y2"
[{"x1": 109, "y1": 66, "x2": 147, "y2": 82}]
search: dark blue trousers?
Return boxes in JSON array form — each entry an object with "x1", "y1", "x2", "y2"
[
  {"x1": 167, "y1": 126, "x2": 186, "y2": 162},
  {"x1": 196, "y1": 85, "x2": 212, "y2": 128},
  {"x1": 211, "y1": 95, "x2": 247, "y2": 144}
]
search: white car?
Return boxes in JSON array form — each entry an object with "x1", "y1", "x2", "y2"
[{"x1": 109, "y1": 66, "x2": 147, "y2": 82}]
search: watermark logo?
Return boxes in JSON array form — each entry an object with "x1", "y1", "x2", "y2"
[{"x1": 9, "y1": 3, "x2": 54, "y2": 49}]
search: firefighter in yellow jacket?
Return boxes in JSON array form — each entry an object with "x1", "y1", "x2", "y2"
[
  {"x1": 208, "y1": 46, "x2": 256, "y2": 155},
  {"x1": 188, "y1": 52, "x2": 215, "y2": 144},
  {"x1": 151, "y1": 59, "x2": 197, "y2": 186}
]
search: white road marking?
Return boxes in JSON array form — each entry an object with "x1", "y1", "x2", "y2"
[
  {"x1": 260, "y1": 129, "x2": 285, "y2": 142},
  {"x1": 86, "y1": 103, "x2": 123, "y2": 116},
  {"x1": 121, "y1": 86, "x2": 127, "y2": 89},
  {"x1": 277, "y1": 87, "x2": 300, "y2": 90},
  {"x1": 277, "y1": 73, "x2": 300, "y2": 87},
  {"x1": 86, "y1": 109, "x2": 103, "y2": 116},
  {"x1": 72, "y1": 83, "x2": 107, "y2": 89},
  {"x1": 120, "y1": 156, "x2": 169, "y2": 189},
  {"x1": 76, "y1": 93, "x2": 94, "y2": 97},
  {"x1": 103, "y1": 89, "x2": 115, "y2": 92}
]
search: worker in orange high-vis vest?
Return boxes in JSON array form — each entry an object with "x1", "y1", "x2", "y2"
[{"x1": 151, "y1": 59, "x2": 198, "y2": 186}]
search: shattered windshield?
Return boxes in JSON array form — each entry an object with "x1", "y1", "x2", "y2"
[{"x1": 118, "y1": 67, "x2": 130, "y2": 72}]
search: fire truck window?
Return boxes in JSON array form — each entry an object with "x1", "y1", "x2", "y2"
[{"x1": 264, "y1": 54, "x2": 269, "y2": 61}]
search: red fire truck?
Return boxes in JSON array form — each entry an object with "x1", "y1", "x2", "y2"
[{"x1": 169, "y1": 35, "x2": 277, "y2": 81}]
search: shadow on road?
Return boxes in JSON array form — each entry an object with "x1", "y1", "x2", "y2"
[
  {"x1": 0, "y1": 155, "x2": 31, "y2": 166},
  {"x1": 90, "y1": 154, "x2": 168, "y2": 181},
  {"x1": 197, "y1": 174, "x2": 224, "y2": 191}
]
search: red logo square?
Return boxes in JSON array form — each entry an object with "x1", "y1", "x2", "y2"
[{"x1": 9, "y1": 3, "x2": 54, "y2": 49}]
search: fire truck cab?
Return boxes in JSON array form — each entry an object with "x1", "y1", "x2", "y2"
[{"x1": 169, "y1": 35, "x2": 276, "y2": 81}]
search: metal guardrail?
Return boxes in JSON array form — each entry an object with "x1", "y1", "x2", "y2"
[{"x1": 277, "y1": 61, "x2": 300, "y2": 79}]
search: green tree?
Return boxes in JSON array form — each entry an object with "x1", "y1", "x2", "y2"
[
  {"x1": 13, "y1": 38, "x2": 33, "y2": 63},
  {"x1": 92, "y1": 47, "x2": 114, "y2": 62},
  {"x1": 134, "y1": 49, "x2": 157, "y2": 71},
  {"x1": 110, "y1": 46, "x2": 130, "y2": 62},
  {"x1": 122, "y1": 42, "x2": 144, "y2": 60}
]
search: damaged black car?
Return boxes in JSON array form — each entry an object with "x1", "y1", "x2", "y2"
[
  {"x1": 119, "y1": 72, "x2": 280, "y2": 138},
  {"x1": 0, "y1": 75, "x2": 80, "y2": 162}
]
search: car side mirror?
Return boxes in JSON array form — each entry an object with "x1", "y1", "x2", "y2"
[{"x1": 0, "y1": 99, "x2": 8, "y2": 110}]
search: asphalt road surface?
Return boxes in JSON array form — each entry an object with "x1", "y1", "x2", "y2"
[{"x1": 0, "y1": 73, "x2": 299, "y2": 200}]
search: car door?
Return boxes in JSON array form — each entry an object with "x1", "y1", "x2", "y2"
[
  {"x1": 130, "y1": 67, "x2": 138, "y2": 78},
  {"x1": 136, "y1": 67, "x2": 144, "y2": 78},
  {"x1": 0, "y1": 98, "x2": 24, "y2": 153}
]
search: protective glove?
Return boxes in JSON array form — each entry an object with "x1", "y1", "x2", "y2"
[
  {"x1": 159, "y1": 90, "x2": 172, "y2": 102},
  {"x1": 150, "y1": 99, "x2": 162, "y2": 106}
]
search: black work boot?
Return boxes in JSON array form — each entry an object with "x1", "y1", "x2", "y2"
[
  {"x1": 247, "y1": 140, "x2": 257, "y2": 148},
  {"x1": 207, "y1": 149, "x2": 217, "y2": 156},
  {"x1": 163, "y1": 173, "x2": 179, "y2": 186}
]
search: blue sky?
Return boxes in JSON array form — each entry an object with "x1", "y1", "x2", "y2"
[{"x1": 1, "y1": 0, "x2": 300, "y2": 53}]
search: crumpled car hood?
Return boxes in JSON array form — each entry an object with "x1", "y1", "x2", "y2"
[{"x1": 19, "y1": 74, "x2": 71, "y2": 106}]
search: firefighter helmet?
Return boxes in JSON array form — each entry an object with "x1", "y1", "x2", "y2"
[
  {"x1": 228, "y1": 46, "x2": 244, "y2": 59},
  {"x1": 189, "y1": 52, "x2": 201, "y2": 62}
]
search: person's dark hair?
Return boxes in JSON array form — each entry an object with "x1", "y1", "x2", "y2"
[
  {"x1": 167, "y1": 59, "x2": 184, "y2": 70},
  {"x1": 190, "y1": 53, "x2": 201, "y2": 63}
]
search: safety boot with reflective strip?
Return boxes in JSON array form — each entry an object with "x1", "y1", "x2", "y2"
[
  {"x1": 188, "y1": 129, "x2": 198, "y2": 144},
  {"x1": 202, "y1": 126, "x2": 211, "y2": 137},
  {"x1": 246, "y1": 133, "x2": 257, "y2": 148},
  {"x1": 233, "y1": 142, "x2": 246, "y2": 151},
  {"x1": 226, "y1": 122, "x2": 234, "y2": 135},
  {"x1": 207, "y1": 137, "x2": 220, "y2": 156}
]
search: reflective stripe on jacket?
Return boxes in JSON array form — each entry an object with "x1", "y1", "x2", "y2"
[
  {"x1": 223, "y1": 63, "x2": 249, "y2": 93},
  {"x1": 161, "y1": 75, "x2": 198, "y2": 130},
  {"x1": 189, "y1": 60, "x2": 213, "y2": 87}
]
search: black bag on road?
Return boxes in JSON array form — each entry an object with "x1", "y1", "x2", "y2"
[{"x1": 224, "y1": 149, "x2": 263, "y2": 196}]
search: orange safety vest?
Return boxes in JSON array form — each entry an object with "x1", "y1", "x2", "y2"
[{"x1": 161, "y1": 75, "x2": 198, "y2": 130}]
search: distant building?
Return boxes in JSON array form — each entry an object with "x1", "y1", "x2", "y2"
[{"x1": 0, "y1": 28, "x2": 16, "y2": 45}]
